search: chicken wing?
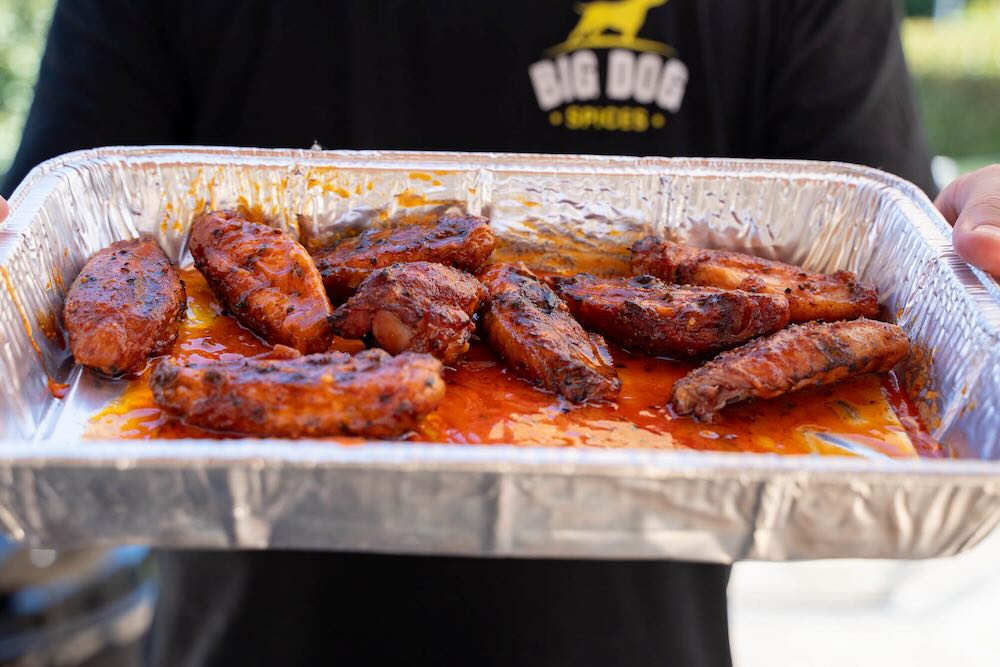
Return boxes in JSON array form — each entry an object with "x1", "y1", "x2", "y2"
[
  {"x1": 550, "y1": 273, "x2": 790, "y2": 357},
  {"x1": 479, "y1": 263, "x2": 621, "y2": 403},
  {"x1": 64, "y1": 238, "x2": 186, "y2": 375},
  {"x1": 671, "y1": 319, "x2": 909, "y2": 419},
  {"x1": 313, "y1": 213, "x2": 496, "y2": 301},
  {"x1": 331, "y1": 262, "x2": 486, "y2": 364},
  {"x1": 190, "y1": 210, "x2": 335, "y2": 354},
  {"x1": 631, "y1": 237, "x2": 879, "y2": 322},
  {"x1": 150, "y1": 348, "x2": 445, "y2": 438}
]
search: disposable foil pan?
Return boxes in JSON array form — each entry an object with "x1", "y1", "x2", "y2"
[{"x1": 1, "y1": 146, "x2": 999, "y2": 561}]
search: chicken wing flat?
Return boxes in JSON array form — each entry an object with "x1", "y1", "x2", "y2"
[
  {"x1": 331, "y1": 262, "x2": 486, "y2": 364},
  {"x1": 479, "y1": 263, "x2": 621, "y2": 403},
  {"x1": 631, "y1": 237, "x2": 879, "y2": 323},
  {"x1": 671, "y1": 319, "x2": 909, "y2": 419},
  {"x1": 190, "y1": 210, "x2": 335, "y2": 354},
  {"x1": 150, "y1": 348, "x2": 445, "y2": 438},
  {"x1": 313, "y1": 214, "x2": 496, "y2": 301},
  {"x1": 64, "y1": 238, "x2": 186, "y2": 376},
  {"x1": 550, "y1": 273, "x2": 790, "y2": 357}
]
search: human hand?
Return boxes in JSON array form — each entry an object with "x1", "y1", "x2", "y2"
[
  {"x1": 935, "y1": 165, "x2": 1000, "y2": 278},
  {"x1": 0, "y1": 196, "x2": 7, "y2": 224}
]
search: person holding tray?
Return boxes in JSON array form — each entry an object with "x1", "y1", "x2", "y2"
[{"x1": 1, "y1": 1, "x2": 998, "y2": 666}]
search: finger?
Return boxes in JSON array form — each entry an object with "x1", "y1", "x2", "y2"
[
  {"x1": 0, "y1": 196, "x2": 7, "y2": 224},
  {"x1": 951, "y1": 189, "x2": 1000, "y2": 278},
  {"x1": 934, "y1": 177, "x2": 963, "y2": 226}
]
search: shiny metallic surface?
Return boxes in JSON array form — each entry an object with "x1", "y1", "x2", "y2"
[{"x1": 0, "y1": 146, "x2": 998, "y2": 560}]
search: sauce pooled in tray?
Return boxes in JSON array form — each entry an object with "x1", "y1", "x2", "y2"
[{"x1": 87, "y1": 268, "x2": 940, "y2": 459}]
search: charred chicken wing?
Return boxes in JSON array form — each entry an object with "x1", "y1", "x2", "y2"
[
  {"x1": 64, "y1": 238, "x2": 186, "y2": 375},
  {"x1": 313, "y1": 214, "x2": 496, "y2": 300},
  {"x1": 190, "y1": 210, "x2": 335, "y2": 354},
  {"x1": 150, "y1": 348, "x2": 445, "y2": 438},
  {"x1": 331, "y1": 262, "x2": 487, "y2": 364},
  {"x1": 671, "y1": 319, "x2": 909, "y2": 419},
  {"x1": 550, "y1": 273, "x2": 790, "y2": 357},
  {"x1": 631, "y1": 238, "x2": 879, "y2": 323},
  {"x1": 479, "y1": 263, "x2": 621, "y2": 403}
]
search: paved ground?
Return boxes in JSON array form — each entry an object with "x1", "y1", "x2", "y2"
[{"x1": 729, "y1": 528, "x2": 1000, "y2": 666}]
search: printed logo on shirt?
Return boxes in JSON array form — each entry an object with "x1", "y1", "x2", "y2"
[{"x1": 528, "y1": 0, "x2": 688, "y2": 132}]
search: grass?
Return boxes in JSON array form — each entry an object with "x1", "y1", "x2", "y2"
[{"x1": 903, "y1": 1, "x2": 1000, "y2": 164}]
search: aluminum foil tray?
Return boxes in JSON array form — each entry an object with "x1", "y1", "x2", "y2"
[{"x1": 1, "y1": 146, "x2": 999, "y2": 561}]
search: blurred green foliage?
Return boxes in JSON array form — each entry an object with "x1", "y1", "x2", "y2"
[
  {"x1": 0, "y1": 0, "x2": 998, "y2": 183},
  {"x1": 903, "y1": 2, "x2": 1000, "y2": 159},
  {"x1": 0, "y1": 0, "x2": 53, "y2": 178},
  {"x1": 905, "y1": 0, "x2": 936, "y2": 17}
]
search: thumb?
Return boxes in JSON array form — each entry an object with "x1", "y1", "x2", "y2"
[{"x1": 936, "y1": 166, "x2": 1000, "y2": 278}]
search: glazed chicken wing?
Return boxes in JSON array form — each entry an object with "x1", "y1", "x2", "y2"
[
  {"x1": 313, "y1": 213, "x2": 496, "y2": 301},
  {"x1": 64, "y1": 238, "x2": 186, "y2": 375},
  {"x1": 671, "y1": 319, "x2": 909, "y2": 419},
  {"x1": 331, "y1": 262, "x2": 487, "y2": 364},
  {"x1": 631, "y1": 238, "x2": 879, "y2": 323},
  {"x1": 150, "y1": 348, "x2": 445, "y2": 438},
  {"x1": 550, "y1": 273, "x2": 790, "y2": 357},
  {"x1": 190, "y1": 210, "x2": 335, "y2": 354},
  {"x1": 479, "y1": 263, "x2": 621, "y2": 403}
]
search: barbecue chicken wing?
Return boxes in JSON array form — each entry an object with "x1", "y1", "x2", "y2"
[
  {"x1": 190, "y1": 210, "x2": 335, "y2": 354},
  {"x1": 331, "y1": 262, "x2": 486, "y2": 364},
  {"x1": 631, "y1": 238, "x2": 879, "y2": 323},
  {"x1": 550, "y1": 273, "x2": 790, "y2": 357},
  {"x1": 313, "y1": 214, "x2": 495, "y2": 301},
  {"x1": 479, "y1": 263, "x2": 620, "y2": 403},
  {"x1": 150, "y1": 348, "x2": 445, "y2": 438},
  {"x1": 671, "y1": 319, "x2": 909, "y2": 419},
  {"x1": 64, "y1": 238, "x2": 186, "y2": 375}
]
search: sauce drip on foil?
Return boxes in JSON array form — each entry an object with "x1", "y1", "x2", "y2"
[{"x1": 87, "y1": 268, "x2": 941, "y2": 458}]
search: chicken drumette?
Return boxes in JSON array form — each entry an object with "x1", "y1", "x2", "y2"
[
  {"x1": 550, "y1": 273, "x2": 789, "y2": 357},
  {"x1": 189, "y1": 210, "x2": 335, "y2": 354},
  {"x1": 312, "y1": 213, "x2": 496, "y2": 301},
  {"x1": 631, "y1": 237, "x2": 879, "y2": 323},
  {"x1": 671, "y1": 319, "x2": 909, "y2": 419},
  {"x1": 479, "y1": 263, "x2": 621, "y2": 403},
  {"x1": 64, "y1": 238, "x2": 186, "y2": 375},
  {"x1": 151, "y1": 348, "x2": 445, "y2": 438},
  {"x1": 331, "y1": 262, "x2": 486, "y2": 364}
]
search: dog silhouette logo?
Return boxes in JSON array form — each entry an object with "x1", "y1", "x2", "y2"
[
  {"x1": 529, "y1": 0, "x2": 688, "y2": 130},
  {"x1": 549, "y1": 0, "x2": 672, "y2": 56}
]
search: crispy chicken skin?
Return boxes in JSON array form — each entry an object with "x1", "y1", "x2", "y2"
[
  {"x1": 631, "y1": 237, "x2": 879, "y2": 323},
  {"x1": 150, "y1": 348, "x2": 445, "y2": 438},
  {"x1": 671, "y1": 319, "x2": 909, "y2": 419},
  {"x1": 550, "y1": 273, "x2": 790, "y2": 357},
  {"x1": 479, "y1": 263, "x2": 621, "y2": 403},
  {"x1": 313, "y1": 214, "x2": 496, "y2": 301},
  {"x1": 64, "y1": 238, "x2": 185, "y2": 376},
  {"x1": 331, "y1": 262, "x2": 487, "y2": 364},
  {"x1": 190, "y1": 210, "x2": 335, "y2": 354}
]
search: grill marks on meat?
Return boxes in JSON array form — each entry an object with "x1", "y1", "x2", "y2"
[
  {"x1": 479, "y1": 263, "x2": 621, "y2": 403},
  {"x1": 313, "y1": 214, "x2": 496, "y2": 301},
  {"x1": 190, "y1": 210, "x2": 335, "y2": 353},
  {"x1": 550, "y1": 273, "x2": 790, "y2": 357},
  {"x1": 631, "y1": 238, "x2": 879, "y2": 323},
  {"x1": 150, "y1": 349, "x2": 445, "y2": 438},
  {"x1": 670, "y1": 319, "x2": 909, "y2": 419},
  {"x1": 331, "y1": 262, "x2": 486, "y2": 364},
  {"x1": 64, "y1": 238, "x2": 186, "y2": 375}
]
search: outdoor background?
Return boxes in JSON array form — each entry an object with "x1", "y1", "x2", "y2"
[
  {"x1": 1, "y1": 0, "x2": 999, "y2": 183},
  {"x1": 0, "y1": 1, "x2": 999, "y2": 666}
]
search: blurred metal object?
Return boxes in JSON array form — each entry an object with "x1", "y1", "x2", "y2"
[
  {"x1": 0, "y1": 146, "x2": 998, "y2": 561},
  {"x1": 0, "y1": 544, "x2": 154, "y2": 666}
]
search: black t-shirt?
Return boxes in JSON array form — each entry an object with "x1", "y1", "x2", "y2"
[
  {"x1": 2, "y1": 2, "x2": 934, "y2": 666},
  {"x1": 4, "y1": 0, "x2": 933, "y2": 194}
]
